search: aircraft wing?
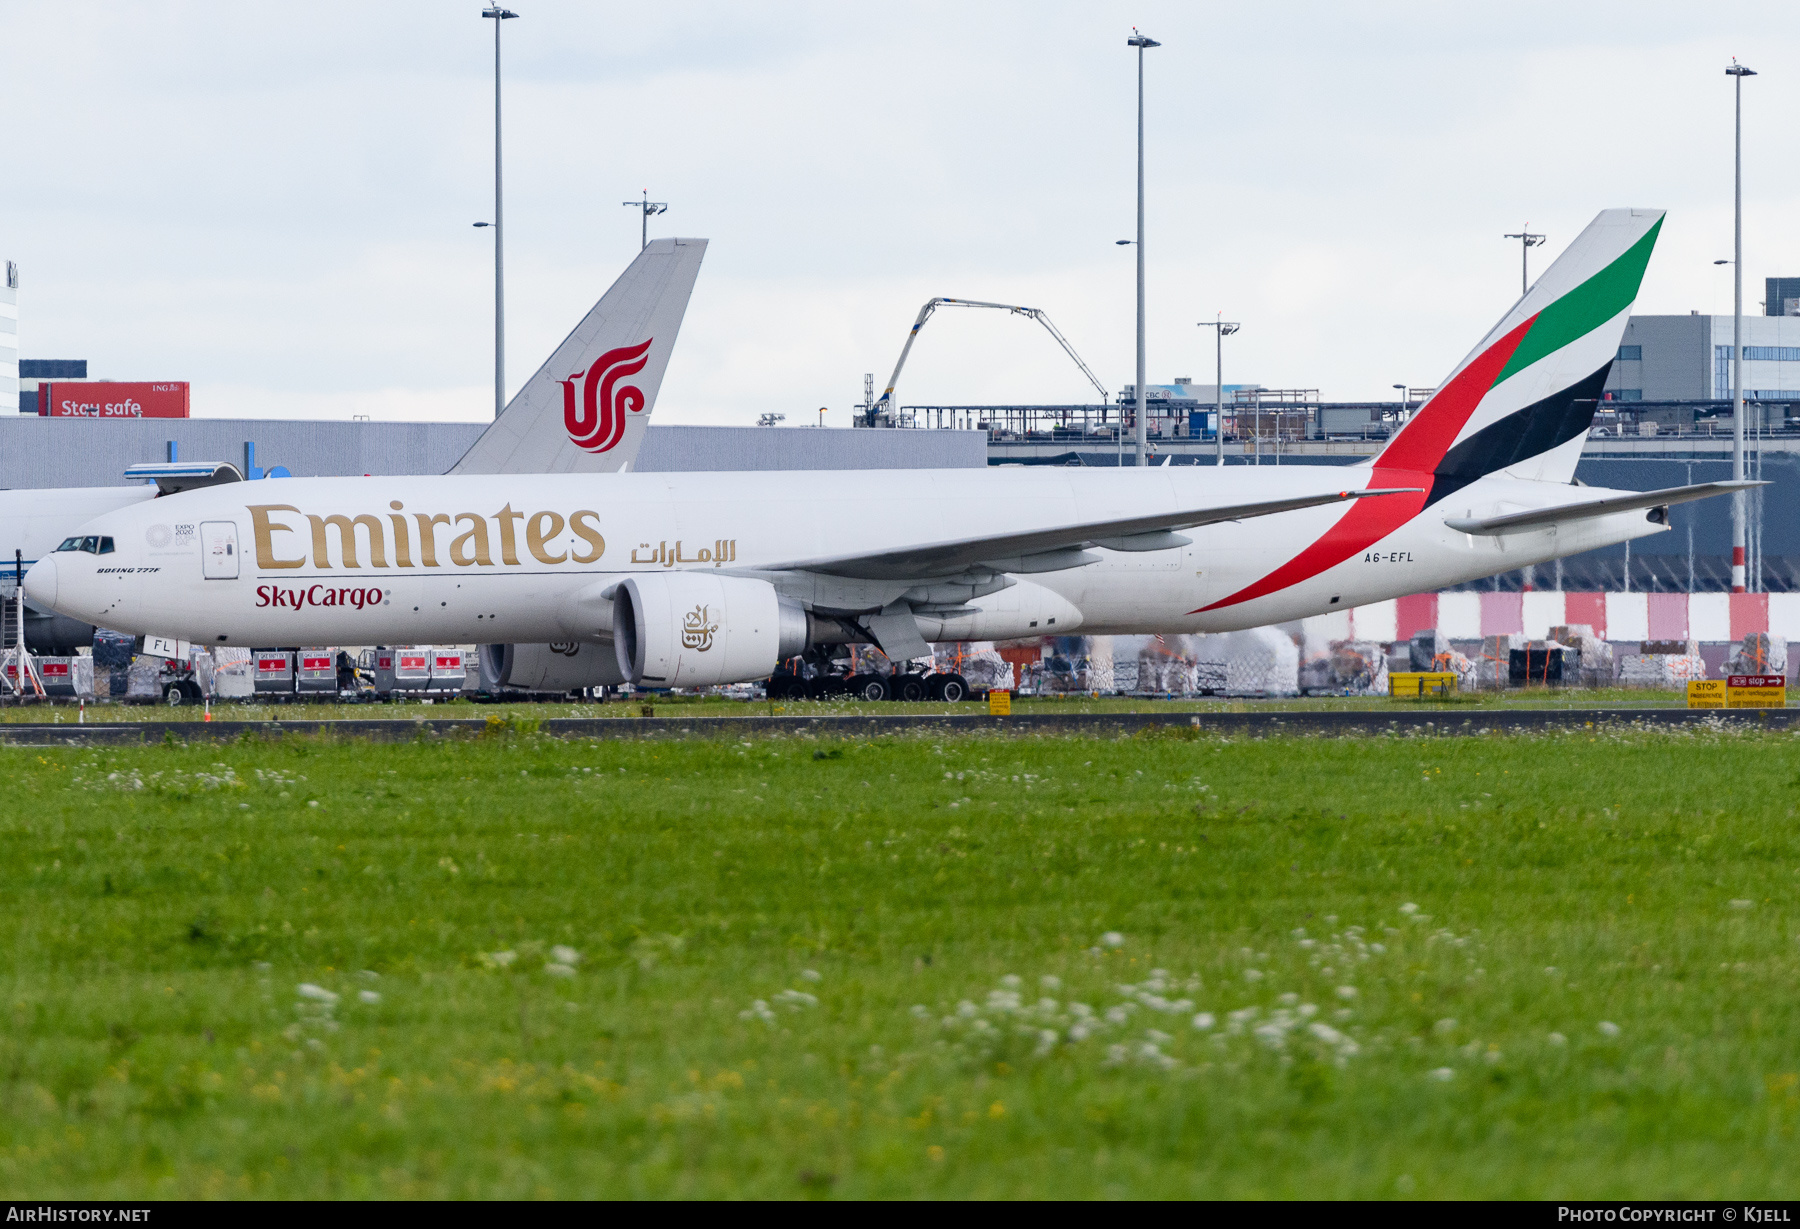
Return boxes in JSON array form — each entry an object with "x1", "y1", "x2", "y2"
[
  {"x1": 763, "y1": 487, "x2": 1421, "y2": 581},
  {"x1": 1442, "y1": 480, "x2": 1764, "y2": 536}
]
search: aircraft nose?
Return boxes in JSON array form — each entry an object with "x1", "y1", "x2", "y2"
[{"x1": 22, "y1": 556, "x2": 58, "y2": 609}]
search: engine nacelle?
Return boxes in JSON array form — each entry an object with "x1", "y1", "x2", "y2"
[
  {"x1": 614, "y1": 574, "x2": 809, "y2": 687},
  {"x1": 481, "y1": 641, "x2": 626, "y2": 692}
]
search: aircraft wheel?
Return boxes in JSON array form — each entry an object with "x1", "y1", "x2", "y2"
[
  {"x1": 937, "y1": 674, "x2": 969, "y2": 703},
  {"x1": 851, "y1": 674, "x2": 889, "y2": 702},
  {"x1": 162, "y1": 683, "x2": 186, "y2": 707},
  {"x1": 889, "y1": 672, "x2": 928, "y2": 701}
]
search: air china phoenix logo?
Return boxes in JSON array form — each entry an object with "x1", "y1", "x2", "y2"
[
  {"x1": 681, "y1": 604, "x2": 718, "y2": 652},
  {"x1": 561, "y1": 339, "x2": 653, "y2": 453}
]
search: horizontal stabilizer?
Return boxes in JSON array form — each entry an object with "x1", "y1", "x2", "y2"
[
  {"x1": 765, "y1": 487, "x2": 1421, "y2": 581},
  {"x1": 1442, "y1": 480, "x2": 1764, "y2": 536}
]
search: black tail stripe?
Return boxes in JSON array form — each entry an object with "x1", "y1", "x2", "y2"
[{"x1": 1425, "y1": 363, "x2": 1613, "y2": 508}]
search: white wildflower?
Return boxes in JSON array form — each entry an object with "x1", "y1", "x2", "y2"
[
  {"x1": 1428, "y1": 1067, "x2": 1455, "y2": 1081},
  {"x1": 800, "y1": 968, "x2": 822, "y2": 982},
  {"x1": 1433, "y1": 1017, "x2": 1457, "y2": 1035},
  {"x1": 488, "y1": 950, "x2": 517, "y2": 968},
  {"x1": 999, "y1": 974, "x2": 1022, "y2": 989},
  {"x1": 358, "y1": 990, "x2": 381, "y2": 1004},
  {"x1": 550, "y1": 945, "x2": 582, "y2": 966},
  {"x1": 773, "y1": 989, "x2": 818, "y2": 1010},
  {"x1": 1597, "y1": 1021, "x2": 1621, "y2": 1038},
  {"x1": 1040, "y1": 975, "x2": 1062, "y2": 991},
  {"x1": 1100, "y1": 931, "x2": 1125, "y2": 948},
  {"x1": 1730, "y1": 899, "x2": 1754, "y2": 910},
  {"x1": 1192, "y1": 1012, "x2": 1215, "y2": 1030},
  {"x1": 296, "y1": 984, "x2": 338, "y2": 1005},
  {"x1": 1399, "y1": 902, "x2": 1420, "y2": 915},
  {"x1": 1336, "y1": 986, "x2": 1359, "y2": 1000},
  {"x1": 910, "y1": 1004, "x2": 931, "y2": 1019},
  {"x1": 1243, "y1": 968, "x2": 1264, "y2": 982},
  {"x1": 544, "y1": 963, "x2": 576, "y2": 978}
]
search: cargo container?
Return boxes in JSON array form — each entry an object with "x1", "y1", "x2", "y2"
[
  {"x1": 373, "y1": 647, "x2": 433, "y2": 695},
  {"x1": 295, "y1": 649, "x2": 336, "y2": 695},
  {"x1": 37, "y1": 656, "x2": 75, "y2": 697},
  {"x1": 428, "y1": 650, "x2": 466, "y2": 694},
  {"x1": 253, "y1": 651, "x2": 295, "y2": 694}
]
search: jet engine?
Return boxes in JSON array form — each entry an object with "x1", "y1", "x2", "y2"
[
  {"x1": 613, "y1": 574, "x2": 810, "y2": 687},
  {"x1": 481, "y1": 641, "x2": 626, "y2": 693}
]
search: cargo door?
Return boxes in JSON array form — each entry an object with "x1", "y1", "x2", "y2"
[{"x1": 200, "y1": 522, "x2": 239, "y2": 579}]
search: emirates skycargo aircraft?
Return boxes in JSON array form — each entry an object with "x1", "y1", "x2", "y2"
[
  {"x1": 2, "y1": 238, "x2": 707, "y2": 687},
  {"x1": 25, "y1": 209, "x2": 1760, "y2": 691}
]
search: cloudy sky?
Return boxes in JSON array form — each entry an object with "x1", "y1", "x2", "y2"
[{"x1": 5, "y1": 1, "x2": 1799, "y2": 424}]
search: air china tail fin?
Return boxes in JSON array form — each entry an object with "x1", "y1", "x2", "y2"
[
  {"x1": 450, "y1": 237, "x2": 707, "y2": 475},
  {"x1": 1372, "y1": 208, "x2": 1663, "y2": 503}
]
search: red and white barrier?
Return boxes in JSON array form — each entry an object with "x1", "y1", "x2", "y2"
[{"x1": 1329, "y1": 591, "x2": 1800, "y2": 644}]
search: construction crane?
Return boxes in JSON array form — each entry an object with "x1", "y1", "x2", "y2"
[{"x1": 867, "y1": 297, "x2": 1110, "y2": 427}]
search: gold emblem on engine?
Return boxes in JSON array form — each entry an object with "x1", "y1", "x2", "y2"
[{"x1": 681, "y1": 604, "x2": 718, "y2": 652}]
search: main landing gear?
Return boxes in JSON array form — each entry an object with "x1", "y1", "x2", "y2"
[{"x1": 765, "y1": 651, "x2": 968, "y2": 703}]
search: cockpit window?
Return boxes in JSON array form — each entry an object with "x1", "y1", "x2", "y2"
[{"x1": 54, "y1": 536, "x2": 113, "y2": 555}]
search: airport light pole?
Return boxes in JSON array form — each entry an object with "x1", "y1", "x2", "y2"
[
  {"x1": 1128, "y1": 29, "x2": 1159, "y2": 467},
  {"x1": 482, "y1": 6, "x2": 519, "y2": 421},
  {"x1": 623, "y1": 190, "x2": 668, "y2": 251},
  {"x1": 1727, "y1": 58, "x2": 1756, "y2": 593},
  {"x1": 1503, "y1": 227, "x2": 1546, "y2": 296},
  {"x1": 1197, "y1": 318, "x2": 1239, "y2": 467}
]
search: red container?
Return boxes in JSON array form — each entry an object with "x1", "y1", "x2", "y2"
[{"x1": 41, "y1": 381, "x2": 190, "y2": 418}]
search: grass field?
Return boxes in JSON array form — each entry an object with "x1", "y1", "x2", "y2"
[{"x1": 2, "y1": 725, "x2": 1797, "y2": 1198}]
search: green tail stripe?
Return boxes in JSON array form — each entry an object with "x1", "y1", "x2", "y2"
[{"x1": 1494, "y1": 215, "x2": 1664, "y2": 386}]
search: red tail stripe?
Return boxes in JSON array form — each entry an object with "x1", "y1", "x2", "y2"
[{"x1": 1195, "y1": 314, "x2": 1535, "y2": 614}]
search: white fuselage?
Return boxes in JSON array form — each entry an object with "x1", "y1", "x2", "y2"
[{"x1": 26, "y1": 466, "x2": 1668, "y2": 649}]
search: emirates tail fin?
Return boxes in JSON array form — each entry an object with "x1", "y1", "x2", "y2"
[
  {"x1": 450, "y1": 237, "x2": 707, "y2": 475},
  {"x1": 1372, "y1": 208, "x2": 1663, "y2": 503}
]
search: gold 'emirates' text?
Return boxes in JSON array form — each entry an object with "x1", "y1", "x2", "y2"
[{"x1": 248, "y1": 503, "x2": 605, "y2": 569}]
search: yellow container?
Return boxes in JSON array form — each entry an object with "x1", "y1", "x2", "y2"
[
  {"x1": 987, "y1": 689, "x2": 1013, "y2": 716},
  {"x1": 1687, "y1": 680, "x2": 1726, "y2": 709},
  {"x1": 1389, "y1": 671, "x2": 1458, "y2": 698}
]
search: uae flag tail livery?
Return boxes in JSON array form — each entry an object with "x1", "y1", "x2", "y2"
[{"x1": 1204, "y1": 208, "x2": 1665, "y2": 613}]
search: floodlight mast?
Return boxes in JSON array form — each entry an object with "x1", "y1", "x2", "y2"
[
  {"x1": 481, "y1": 5, "x2": 519, "y2": 421},
  {"x1": 1503, "y1": 227, "x2": 1547, "y2": 295},
  {"x1": 1128, "y1": 29, "x2": 1160, "y2": 467},
  {"x1": 622, "y1": 190, "x2": 669, "y2": 251},
  {"x1": 1196, "y1": 317, "x2": 1239, "y2": 466},
  {"x1": 868, "y1": 297, "x2": 1111, "y2": 426},
  {"x1": 1727, "y1": 57, "x2": 1756, "y2": 593}
]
